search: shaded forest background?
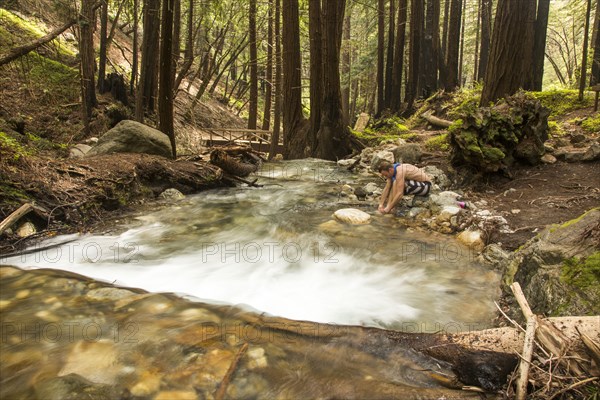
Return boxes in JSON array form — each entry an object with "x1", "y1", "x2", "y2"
[{"x1": 0, "y1": 0, "x2": 599, "y2": 162}]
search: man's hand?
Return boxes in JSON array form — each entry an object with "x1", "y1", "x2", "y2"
[{"x1": 378, "y1": 204, "x2": 386, "y2": 213}]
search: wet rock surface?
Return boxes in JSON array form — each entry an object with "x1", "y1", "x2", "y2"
[{"x1": 0, "y1": 266, "x2": 484, "y2": 399}]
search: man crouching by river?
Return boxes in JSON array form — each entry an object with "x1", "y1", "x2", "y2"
[{"x1": 377, "y1": 160, "x2": 432, "y2": 215}]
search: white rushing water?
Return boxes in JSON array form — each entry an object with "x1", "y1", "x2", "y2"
[{"x1": 2, "y1": 160, "x2": 500, "y2": 331}]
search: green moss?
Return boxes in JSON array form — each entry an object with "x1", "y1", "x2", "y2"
[
  {"x1": 581, "y1": 113, "x2": 600, "y2": 133},
  {"x1": 0, "y1": 131, "x2": 34, "y2": 160},
  {"x1": 424, "y1": 133, "x2": 449, "y2": 151},
  {"x1": 27, "y1": 54, "x2": 79, "y2": 102},
  {"x1": 350, "y1": 127, "x2": 404, "y2": 146},
  {"x1": 0, "y1": 9, "x2": 46, "y2": 38},
  {"x1": 481, "y1": 146, "x2": 505, "y2": 161},
  {"x1": 561, "y1": 252, "x2": 600, "y2": 289},
  {"x1": 547, "y1": 121, "x2": 566, "y2": 137},
  {"x1": 558, "y1": 208, "x2": 598, "y2": 230},
  {"x1": 399, "y1": 132, "x2": 418, "y2": 141},
  {"x1": 530, "y1": 89, "x2": 593, "y2": 118},
  {"x1": 447, "y1": 87, "x2": 482, "y2": 119}
]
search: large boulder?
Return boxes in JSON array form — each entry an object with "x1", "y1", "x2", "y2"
[
  {"x1": 392, "y1": 144, "x2": 422, "y2": 164},
  {"x1": 86, "y1": 120, "x2": 173, "y2": 158},
  {"x1": 503, "y1": 208, "x2": 600, "y2": 319}
]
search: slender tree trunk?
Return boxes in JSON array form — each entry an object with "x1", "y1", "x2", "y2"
[
  {"x1": 473, "y1": 0, "x2": 480, "y2": 83},
  {"x1": 135, "y1": 0, "x2": 161, "y2": 121},
  {"x1": 423, "y1": 0, "x2": 439, "y2": 97},
  {"x1": 457, "y1": 0, "x2": 466, "y2": 86},
  {"x1": 172, "y1": 0, "x2": 181, "y2": 86},
  {"x1": 477, "y1": 0, "x2": 491, "y2": 82},
  {"x1": 315, "y1": 0, "x2": 350, "y2": 160},
  {"x1": 173, "y1": 0, "x2": 195, "y2": 94},
  {"x1": 248, "y1": 0, "x2": 258, "y2": 129},
  {"x1": 384, "y1": 0, "x2": 395, "y2": 109},
  {"x1": 269, "y1": 0, "x2": 282, "y2": 160},
  {"x1": 282, "y1": 0, "x2": 308, "y2": 159},
  {"x1": 445, "y1": 0, "x2": 462, "y2": 90},
  {"x1": 130, "y1": 0, "x2": 139, "y2": 95},
  {"x1": 481, "y1": 0, "x2": 536, "y2": 105},
  {"x1": 262, "y1": 0, "x2": 274, "y2": 131},
  {"x1": 98, "y1": 0, "x2": 108, "y2": 93},
  {"x1": 579, "y1": 0, "x2": 592, "y2": 100},
  {"x1": 405, "y1": 0, "x2": 423, "y2": 109},
  {"x1": 79, "y1": 0, "x2": 97, "y2": 134},
  {"x1": 308, "y1": 0, "x2": 323, "y2": 145},
  {"x1": 376, "y1": 0, "x2": 385, "y2": 115},
  {"x1": 591, "y1": 0, "x2": 600, "y2": 86},
  {"x1": 441, "y1": 0, "x2": 450, "y2": 65},
  {"x1": 341, "y1": 10, "x2": 351, "y2": 125},
  {"x1": 390, "y1": 0, "x2": 407, "y2": 112},
  {"x1": 159, "y1": 0, "x2": 176, "y2": 159},
  {"x1": 530, "y1": 0, "x2": 550, "y2": 90}
]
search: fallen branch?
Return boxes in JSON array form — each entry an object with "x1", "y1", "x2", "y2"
[
  {"x1": 0, "y1": 19, "x2": 77, "y2": 66},
  {"x1": 214, "y1": 342, "x2": 249, "y2": 400},
  {"x1": 0, "y1": 203, "x2": 34, "y2": 235},
  {"x1": 511, "y1": 282, "x2": 537, "y2": 400},
  {"x1": 422, "y1": 111, "x2": 453, "y2": 128}
]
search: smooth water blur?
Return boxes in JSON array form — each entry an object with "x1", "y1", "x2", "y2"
[{"x1": 3, "y1": 159, "x2": 500, "y2": 331}]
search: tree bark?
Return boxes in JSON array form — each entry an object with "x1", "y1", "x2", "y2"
[
  {"x1": 341, "y1": 10, "x2": 351, "y2": 126},
  {"x1": 477, "y1": 0, "x2": 491, "y2": 82},
  {"x1": 422, "y1": 0, "x2": 440, "y2": 98},
  {"x1": 98, "y1": 0, "x2": 108, "y2": 93},
  {"x1": 384, "y1": 0, "x2": 395, "y2": 109},
  {"x1": 159, "y1": 0, "x2": 176, "y2": 159},
  {"x1": 130, "y1": 0, "x2": 139, "y2": 95},
  {"x1": 457, "y1": 0, "x2": 466, "y2": 86},
  {"x1": 376, "y1": 0, "x2": 385, "y2": 115},
  {"x1": 135, "y1": 0, "x2": 161, "y2": 121},
  {"x1": 591, "y1": 0, "x2": 600, "y2": 86},
  {"x1": 261, "y1": 0, "x2": 274, "y2": 131},
  {"x1": 268, "y1": 0, "x2": 282, "y2": 160},
  {"x1": 248, "y1": 0, "x2": 258, "y2": 129},
  {"x1": 282, "y1": 0, "x2": 308, "y2": 159},
  {"x1": 480, "y1": 0, "x2": 536, "y2": 105},
  {"x1": 445, "y1": 0, "x2": 462, "y2": 91},
  {"x1": 79, "y1": 0, "x2": 98, "y2": 134},
  {"x1": 390, "y1": 0, "x2": 407, "y2": 113},
  {"x1": 0, "y1": 18, "x2": 76, "y2": 66},
  {"x1": 308, "y1": 0, "x2": 323, "y2": 146},
  {"x1": 579, "y1": 0, "x2": 592, "y2": 101},
  {"x1": 315, "y1": 0, "x2": 350, "y2": 160},
  {"x1": 405, "y1": 0, "x2": 423, "y2": 110},
  {"x1": 531, "y1": 0, "x2": 550, "y2": 91},
  {"x1": 173, "y1": 0, "x2": 195, "y2": 94}
]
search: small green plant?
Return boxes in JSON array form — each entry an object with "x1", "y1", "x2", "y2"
[
  {"x1": 0, "y1": 131, "x2": 33, "y2": 160},
  {"x1": 581, "y1": 113, "x2": 600, "y2": 133},
  {"x1": 530, "y1": 89, "x2": 593, "y2": 118},
  {"x1": 547, "y1": 120, "x2": 566, "y2": 137},
  {"x1": 424, "y1": 133, "x2": 449, "y2": 151}
]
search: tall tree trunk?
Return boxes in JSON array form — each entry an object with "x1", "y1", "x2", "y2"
[
  {"x1": 308, "y1": 0, "x2": 323, "y2": 145},
  {"x1": 262, "y1": 0, "x2": 274, "y2": 131},
  {"x1": 79, "y1": 0, "x2": 97, "y2": 134},
  {"x1": 457, "y1": 0, "x2": 466, "y2": 86},
  {"x1": 445, "y1": 0, "x2": 462, "y2": 90},
  {"x1": 135, "y1": 0, "x2": 161, "y2": 121},
  {"x1": 173, "y1": 0, "x2": 195, "y2": 94},
  {"x1": 422, "y1": 0, "x2": 439, "y2": 97},
  {"x1": 172, "y1": 0, "x2": 181, "y2": 86},
  {"x1": 531, "y1": 0, "x2": 550, "y2": 90},
  {"x1": 248, "y1": 0, "x2": 258, "y2": 129},
  {"x1": 591, "y1": 0, "x2": 600, "y2": 86},
  {"x1": 282, "y1": 0, "x2": 308, "y2": 159},
  {"x1": 477, "y1": 0, "x2": 491, "y2": 82},
  {"x1": 384, "y1": 0, "x2": 395, "y2": 109},
  {"x1": 159, "y1": 0, "x2": 176, "y2": 159},
  {"x1": 315, "y1": 0, "x2": 350, "y2": 160},
  {"x1": 473, "y1": 0, "x2": 480, "y2": 83},
  {"x1": 269, "y1": 0, "x2": 282, "y2": 160},
  {"x1": 481, "y1": 0, "x2": 536, "y2": 105},
  {"x1": 98, "y1": 0, "x2": 108, "y2": 93},
  {"x1": 341, "y1": 10, "x2": 351, "y2": 125},
  {"x1": 376, "y1": 0, "x2": 385, "y2": 115},
  {"x1": 405, "y1": 0, "x2": 423, "y2": 110},
  {"x1": 390, "y1": 0, "x2": 407, "y2": 112},
  {"x1": 130, "y1": 0, "x2": 139, "y2": 95},
  {"x1": 441, "y1": 0, "x2": 450, "y2": 67},
  {"x1": 579, "y1": 0, "x2": 592, "y2": 101}
]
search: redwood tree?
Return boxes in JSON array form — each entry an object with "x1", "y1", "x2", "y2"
[
  {"x1": 248, "y1": 0, "x2": 258, "y2": 129},
  {"x1": 159, "y1": 0, "x2": 176, "y2": 159},
  {"x1": 79, "y1": 0, "x2": 97, "y2": 133},
  {"x1": 481, "y1": 0, "x2": 536, "y2": 105},
  {"x1": 530, "y1": 0, "x2": 550, "y2": 90},
  {"x1": 282, "y1": 0, "x2": 308, "y2": 159},
  {"x1": 376, "y1": 0, "x2": 385, "y2": 115},
  {"x1": 308, "y1": 0, "x2": 323, "y2": 147},
  {"x1": 445, "y1": 0, "x2": 462, "y2": 91},
  {"x1": 315, "y1": 0, "x2": 350, "y2": 160},
  {"x1": 390, "y1": 0, "x2": 407, "y2": 112}
]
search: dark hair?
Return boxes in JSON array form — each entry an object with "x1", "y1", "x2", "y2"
[{"x1": 377, "y1": 160, "x2": 393, "y2": 172}]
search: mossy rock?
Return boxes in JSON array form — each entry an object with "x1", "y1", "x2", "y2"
[
  {"x1": 502, "y1": 208, "x2": 600, "y2": 320},
  {"x1": 449, "y1": 91, "x2": 549, "y2": 173}
]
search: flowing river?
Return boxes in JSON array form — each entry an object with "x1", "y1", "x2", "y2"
[
  {"x1": 3, "y1": 159, "x2": 500, "y2": 331},
  {"x1": 1, "y1": 159, "x2": 505, "y2": 399}
]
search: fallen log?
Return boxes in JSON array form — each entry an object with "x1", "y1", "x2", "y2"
[
  {"x1": 0, "y1": 203, "x2": 34, "y2": 236},
  {"x1": 422, "y1": 111, "x2": 453, "y2": 128}
]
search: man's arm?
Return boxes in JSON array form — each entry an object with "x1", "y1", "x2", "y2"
[
  {"x1": 383, "y1": 167, "x2": 406, "y2": 212},
  {"x1": 378, "y1": 179, "x2": 392, "y2": 212}
]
